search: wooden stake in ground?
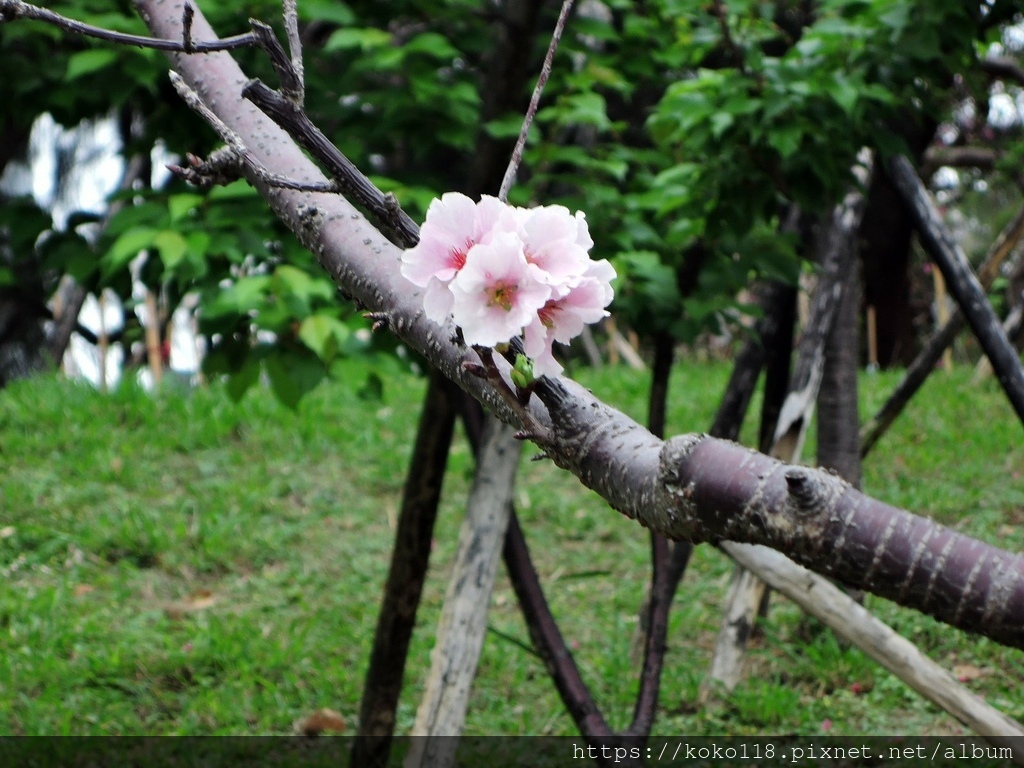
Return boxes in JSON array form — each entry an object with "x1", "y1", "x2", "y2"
[
  {"x1": 976, "y1": 291, "x2": 1024, "y2": 382},
  {"x1": 144, "y1": 289, "x2": 163, "y2": 386},
  {"x1": 860, "y1": 200, "x2": 1024, "y2": 456},
  {"x1": 931, "y1": 267, "x2": 954, "y2": 370},
  {"x1": 404, "y1": 419, "x2": 520, "y2": 768},
  {"x1": 724, "y1": 541, "x2": 1024, "y2": 755},
  {"x1": 886, "y1": 155, "x2": 1024, "y2": 426}
]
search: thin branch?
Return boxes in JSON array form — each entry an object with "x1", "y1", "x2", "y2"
[
  {"x1": 282, "y1": 0, "x2": 305, "y2": 104},
  {"x1": 243, "y1": 79, "x2": 421, "y2": 247},
  {"x1": 498, "y1": 0, "x2": 575, "y2": 202},
  {"x1": 181, "y1": 3, "x2": 195, "y2": 53},
  {"x1": 249, "y1": 20, "x2": 304, "y2": 103},
  {"x1": 167, "y1": 72, "x2": 339, "y2": 195},
  {"x1": 710, "y1": 0, "x2": 746, "y2": 74},
  {"x1": 0, "y1": 0, "x2": 257, "y2": 53}
]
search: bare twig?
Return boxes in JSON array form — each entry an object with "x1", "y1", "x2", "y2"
[
  {"x1": 167, "y1": 72, "x2": 339, "y2": 194},
  {"x1": 242, "y1": 79, "x2": 421, "y2": 247},
  {"x1": 282, "y1": 0, "x2": 305, "y2": 104},
  {"x1": 710, "y1": 0, "x2": 745, "y2": 73},
  {"x1": 0, "y1": 0, "x2": 257, "y2": 53},
  {"x1": 497, "y1": 0, "x2": 575, "y2": 202},
  {"x1": 181, "y1": 3, "x2": 195, "y2": 53},
  {"x1": 249, "y1": 20, "x2": 304, "y2": 103}
]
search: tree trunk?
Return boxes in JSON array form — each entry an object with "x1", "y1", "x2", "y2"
[{"x1": 817, "y1": 258, "x2": 862, "y2": 487}]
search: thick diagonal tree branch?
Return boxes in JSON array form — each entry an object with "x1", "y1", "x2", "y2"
[{"x1": 131, "y1": 0, "x2": 1024, "y2": 651}]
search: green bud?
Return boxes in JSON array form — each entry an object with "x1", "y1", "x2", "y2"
[{"x1": 510, "y1": 353, "x2": 535, "y2": 390}]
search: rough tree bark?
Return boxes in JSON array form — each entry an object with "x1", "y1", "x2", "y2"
[
  {"x1": 460, "y1": 401, "x2": 627, "y2": 763},
  {"x1": 136, "y1": 0, "x2": 1024, "y2": 652},
  {"x1": 818, "y1": 257, "x2": 862, "y2": 486}
]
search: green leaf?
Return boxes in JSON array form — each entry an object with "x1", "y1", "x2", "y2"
[
  {"x1": 265, "y1": 351, "x2": 325, "y2": 409},
  {"x1": 403, "y1": 32, "x2": 459, "y2": 60},
  {"x1": 297, "y1": 0, "x2": 356, "y2": 25},
  {"x1": 298, "y1": 314, "x2": 351, "y2": 362},
  {"x1": 324, "y1": 28, "x2": 392, "y2": 53},
  {"x1": 710, "y1": 111, "x2": 734, "y2": 138},
  {"x1": 768, "y1": 124, "x2": 803, "y2": 158},
  {"x1": 273, "y1": 265, "x2": 335, "y2": 309},
  {"x1": 168, "y1": 193, "x2": 203, "y2": 223},
  {"x1": 153, "y1": 229, "x2": 189, "y2": 271},
  {"x1": 203, "y1": 276, "x2": 271, "y2": 320},
  {"x1": 66, "y1": 49, "x2": 118, "y2": 80},
  {"x1": 547, "y1": 92, "x2": 612, "y2": 131},
  {"x1": 831, "y1": 74, "x2": 860, "y2": 115},
  {"x1": 484, "y1": 114, "x2": 531, "y2": 140},
  {"x1": 225, "y1": 354, "x2": 262, "y2": 402},
  {"x1": 106, "y1": 228, "x2": 157, "y2": 274}
]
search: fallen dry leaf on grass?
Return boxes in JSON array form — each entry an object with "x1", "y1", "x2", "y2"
[
  {"x1": 161, "y1": 589, "x2": 217, "y2": 619},
  {"x1": 953, "y1": 664, "x2": 990, "y2": 682},
  {"x1": 293, "y1": 708, "x2": 347, "y2": 736}
]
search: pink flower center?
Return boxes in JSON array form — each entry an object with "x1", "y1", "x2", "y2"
[
  {"x1": 538, "y1": 300, "x2": 558, "y2": 328},
  {"x1": 449, "y1": 238, "x2": 473, "y2": 271},
  {"x1": 489, "y1": 283, "x2": 515, "y2": 311}
]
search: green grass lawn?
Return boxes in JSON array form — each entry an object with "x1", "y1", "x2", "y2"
[{"x1": 1, "y1": 359, "x2": 1022, "y2": 736}]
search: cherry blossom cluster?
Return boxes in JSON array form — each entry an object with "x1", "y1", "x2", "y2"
[{"x1": 400, "y1": 193, "x2": 615, "y2": 378}]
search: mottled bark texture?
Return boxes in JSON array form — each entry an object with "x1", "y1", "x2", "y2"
[
  {"x1": 459, "y1": 401, "x2": 616, "y2": 742},
  {"x1": 656, "y1": 437, "x2": 1024, "y2": 648},
  {"x1": 406, "y1": 418, "x2": 520, "y2": 767},
  {"x1": 817, "y1": 256, "x2": 862, "y2": 487},
  {"x1": 138, "y1": 0, "x2": 1024, "y2": 650},
  {"x1": 771, "y1": 176, "x2": 868, "y2": 462}
]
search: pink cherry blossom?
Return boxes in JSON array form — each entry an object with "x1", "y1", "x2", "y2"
[
  {"x1": 400, "y1": 193, "x2": 506, "y2": 323},
  {"x1": 523, "y1": 259, "x2": 615, "y2": 376},
  {"x1": 450, "y1": 232, "x2": 552, "y2": 347},
  {"x1": 504, "y1": 205, "x2": 593, "y2": 284},
  {"x1": 403, "y1": 193, "x2": 615, "y2": 379}
]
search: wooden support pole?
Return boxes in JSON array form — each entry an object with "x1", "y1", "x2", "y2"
[{"x1": 886, "y1": 155, "x2": 1024, "y2": 426}]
